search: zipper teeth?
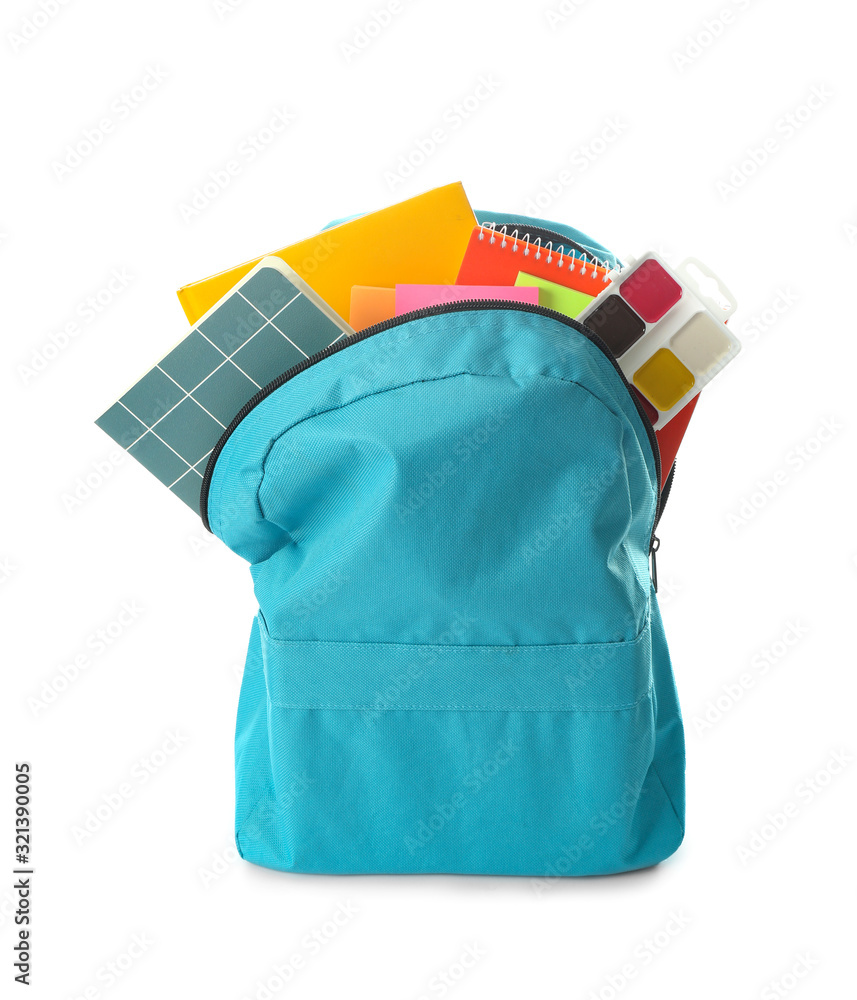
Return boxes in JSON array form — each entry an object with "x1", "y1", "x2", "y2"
[
  {"x1": 656, "y1": 462, "x2": 676, "y2": 531},
  {"x1": 200, "y1": 299, "x2": 662, "y2": 538}
]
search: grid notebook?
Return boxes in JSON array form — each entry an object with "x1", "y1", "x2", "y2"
[{"x1": 96, "y1": 257, "x2": 353, "y2": 512}]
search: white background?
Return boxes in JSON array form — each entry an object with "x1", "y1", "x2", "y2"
[{"x1": 2, "y1": 0, "x2": 855, "y2": 997}]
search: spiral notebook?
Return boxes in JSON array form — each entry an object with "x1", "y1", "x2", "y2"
[
  {"x1": 456, "y1": 225, "x2": 613, "y2": 301},
  {"x1": 96, "y1": 257, "x2": 352, "y2": 512}
]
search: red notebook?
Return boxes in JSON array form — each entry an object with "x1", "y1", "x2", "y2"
[
  {"x1": 455, "y1": 226, "x2": 612, "y2": 295},
  {"x1": 631, "y1": 385, "x2": 696, "y2": 487},
  {"x1": 655, "y1": 394, "x2": 697, "y2": 487}
]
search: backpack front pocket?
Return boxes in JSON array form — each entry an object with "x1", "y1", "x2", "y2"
[{"x1": 233, "y1": 616, "x2": 683, "y2": 876}]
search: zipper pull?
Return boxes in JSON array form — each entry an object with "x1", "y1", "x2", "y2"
[{"x1": 650, "y1": 535, "x2": 660, "y2": 593}]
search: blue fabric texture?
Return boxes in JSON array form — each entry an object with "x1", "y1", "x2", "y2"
[{"x1": 208, "y1": 223, "x2": 685, "y2": 876}]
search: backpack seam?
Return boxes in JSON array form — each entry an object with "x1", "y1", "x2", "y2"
[
  {"x1": 260, "y1": 622, "x2": 651, "y2": 650},
  {"x1": 649, "y1": 757, "x2": 686, "y2": 838},
  {"x1": 264, "y1": 690, "x2": 654, "y2": 712}
]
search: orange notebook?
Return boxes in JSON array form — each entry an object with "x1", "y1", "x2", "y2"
[
  {"x1": 177, "y1": 183, "x2": 477, "y2": 325},
  {"x1": 456, "y1": 226, "x2": 612, "y2": 296}
]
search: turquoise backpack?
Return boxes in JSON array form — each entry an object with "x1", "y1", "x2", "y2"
[{"x1": 201, "y1": 211, "x2": 686, "y2": 876}]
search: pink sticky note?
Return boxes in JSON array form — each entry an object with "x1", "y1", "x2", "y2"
[{"x1": 395, "y1": 284, "x2": 539, "y2": 315}]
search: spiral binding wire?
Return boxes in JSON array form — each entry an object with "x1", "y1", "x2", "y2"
[{"x1": 477, "y1": 222, "x2": 614, "y2": 282}]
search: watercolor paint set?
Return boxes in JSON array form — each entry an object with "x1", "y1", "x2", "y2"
[{"x1": 577, "y1": 252, "x2": 740, "y2": 430}]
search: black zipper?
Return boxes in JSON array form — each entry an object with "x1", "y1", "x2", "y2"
[
  {"x1": 649, "y1": 463, "x2": 676, "y2": 593},
  {"x1": 657, "y1": 462, "x2": 676, "y2": 530},
  {"x1": 200, "y1": 300, "x2": 663, "y2": 546}
]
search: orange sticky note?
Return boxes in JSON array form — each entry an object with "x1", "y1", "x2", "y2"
[{"x1": 349, "y1": 286, "x2": 396, "y2": 331}]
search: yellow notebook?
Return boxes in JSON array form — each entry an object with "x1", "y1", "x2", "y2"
[{"x1": 177, "y1": 182, "x2": 477, "y2": 325}]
